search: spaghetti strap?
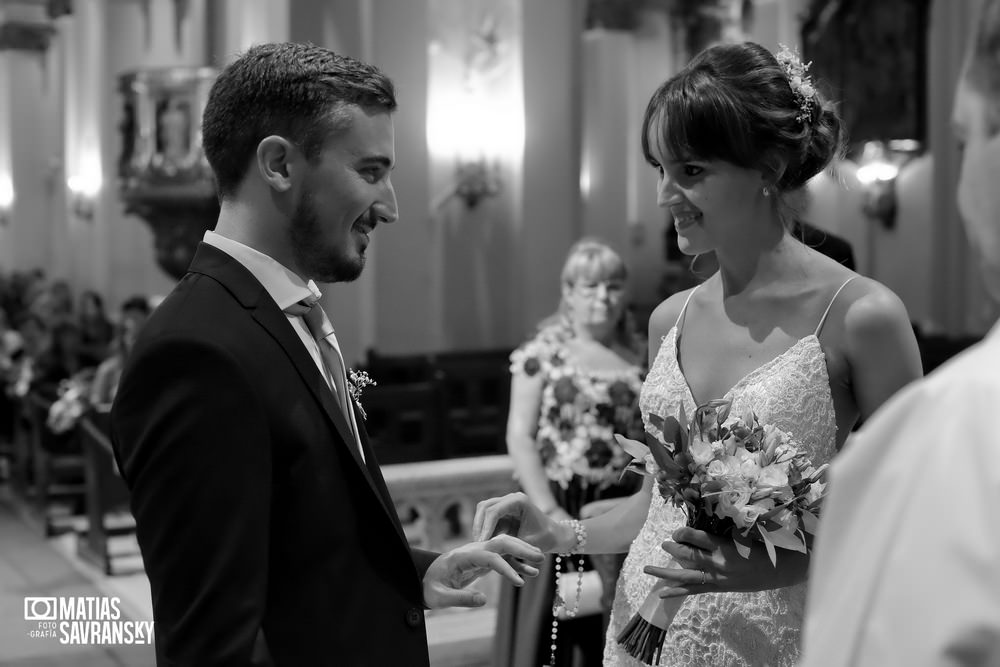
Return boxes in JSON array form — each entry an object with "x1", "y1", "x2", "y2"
[
  {"x1": 814, "y1": 276, "x2": 858, "y2": 338},
  {"x1": 674, "y1": 286, "x2": 699, "y2": 336}
]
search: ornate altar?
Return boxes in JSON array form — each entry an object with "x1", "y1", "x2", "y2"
[{"x1": 118, "y1": 66, "x2": 219, "y2": 280}]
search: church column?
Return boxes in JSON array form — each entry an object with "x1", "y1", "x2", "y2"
[
  {"x1": 0, "y1": 2, "x2": 60, "y2": 274},
  {"x1": 210, "y1": 0, "x2": 289, "y2": 62},
  {"x1": 929, "y1": 0, "x2": 999, "y2": 334},
  {"x1": 517, "y1": 0, "x2": 583, "y2": 336}
]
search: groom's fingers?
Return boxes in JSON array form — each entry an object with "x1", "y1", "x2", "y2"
[
  {"x1": 431, "y1": 587, "x2": 488, "y2": 608},
  {"x1": 502, "y1": 553, "x2": 541, "y2": 578},
  {"x1": 484, "y1": 534, "x2": 545, "y2": 564},
  {"x1": 464, "y1": 550, "x2": 525, "y2": 587}
]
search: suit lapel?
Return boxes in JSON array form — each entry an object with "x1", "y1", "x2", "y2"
[
  {"x1": 353, "y1": 402, "x2": 410, "y2": 549},
  {"x1": 256, "y1": 307, "x2": 414, "y2": 559},
  {"x1": 251, "y1": 305, "x2": 360, "y2": 452},
  {"x1": 187, "y1": 244, "x2": 400, "y2": 534}
]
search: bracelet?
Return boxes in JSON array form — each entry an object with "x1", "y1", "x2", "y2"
[{"x1": 560, "y1": 518, "x2": 587, "y2": 555}]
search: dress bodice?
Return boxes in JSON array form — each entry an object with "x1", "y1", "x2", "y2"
[{"x1": 604, "y1": 325, "x2": 839, "y2": 666}]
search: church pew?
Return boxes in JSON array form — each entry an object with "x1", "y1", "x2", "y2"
[
  {"x1": 8, "y1": 395, "x2": 34, "y2": 500},
  {"x1": 431, "y1": 349, "x2": 512, "y2": 459},
  {"x1": 76, "y1": 410, "x2": 137, "y2": 575},
  {"x1": 362, "y1": 381, "x2": 444, "y2": 464},
  {"x1": 24, "y1": 392, "x2": 85, "y2": 535}
]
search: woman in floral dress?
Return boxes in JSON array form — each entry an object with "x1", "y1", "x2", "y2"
[{"x1": 493, "y1": 238, "x2": 647, "y2": 667}]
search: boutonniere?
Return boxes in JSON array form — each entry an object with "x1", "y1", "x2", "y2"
[{"x1": 347, "y1": 369, "x2": 376, "y2": 419}]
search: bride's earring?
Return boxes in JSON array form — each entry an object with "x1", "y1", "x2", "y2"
[{"x1": 762, "y1": 185, "x2": 771, "y2": 198}]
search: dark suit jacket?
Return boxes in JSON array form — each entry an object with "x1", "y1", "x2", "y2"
[{"x1": 112, "y1": 243, "x2": 438, "y2": 666}]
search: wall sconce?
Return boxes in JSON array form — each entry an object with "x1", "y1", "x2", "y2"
[
  {"x1": 427, "y1": 87, "x2": 519, "y2": 210},
  {"x1": 67, "y1": 171, "x2": 102, "y2": 221},
  {"x1": 454, "y1": 158, "x2": 502, "y2": 208},
  {"x1": 426, "y1": 14, "x2": 524, "y2": 211},
  {"x1": 856, "y1": 139, "x2": 922, "y2": 229},
  {"x1": 0, "y1": 175, "x2": 13, "y2": 226}
]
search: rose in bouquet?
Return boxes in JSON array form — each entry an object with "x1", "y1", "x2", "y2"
[{"x1": 613, "y1": 399, "x2": 828, "y2": 665}]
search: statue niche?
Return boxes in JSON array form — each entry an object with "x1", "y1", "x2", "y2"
[{"x1": 118, "y1": 67, "x2": 219, "y2": 280}]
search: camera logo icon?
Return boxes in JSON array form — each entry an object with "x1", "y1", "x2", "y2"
[{"x1": 24, "y1": 597, "x2": 57, "y2": 621}]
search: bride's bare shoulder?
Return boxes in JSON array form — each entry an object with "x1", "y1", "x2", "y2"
[
  {"x1": 647, "y1": 286, "x2": 701, "y2": 341},
  {"x1": 838, "y1": 276, "x2": 913, "y2": 342}
]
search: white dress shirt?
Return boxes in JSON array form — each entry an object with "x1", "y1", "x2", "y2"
[{"x1": 801, "y1": 323, "x2": 1000, "y2": 666}]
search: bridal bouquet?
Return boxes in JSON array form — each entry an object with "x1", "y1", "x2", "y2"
[{"x1": 614, "y1": 399, "x2": 828, "y2": 665}]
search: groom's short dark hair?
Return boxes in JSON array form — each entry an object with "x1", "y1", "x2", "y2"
[{"x1": 202, "y1": 42, "x2": 397, "y2": 200}]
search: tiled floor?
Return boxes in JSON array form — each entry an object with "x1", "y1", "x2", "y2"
[
  {"x1": 0, "y1": 491, "x2": 155, "y2": 666},
  {"x1": 0, "y1": 486, "x2": 493, "y2": 667}
]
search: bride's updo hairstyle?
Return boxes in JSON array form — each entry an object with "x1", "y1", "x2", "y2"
[{"x1": 641, "y1": 41, "x2": 844, "y2": 199}]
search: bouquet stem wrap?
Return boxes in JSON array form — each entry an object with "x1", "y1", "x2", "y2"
[{"x1": 615, "y1": 558, "x2": 686, "y2": 665}]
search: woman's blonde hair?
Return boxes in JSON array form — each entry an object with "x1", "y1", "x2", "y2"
[
  {"x1": 533, "y1": 238, "x2": 643, "y2": 354},
  {"x1": 560, "y1": 237, "x2": 627, "y2": 288}
]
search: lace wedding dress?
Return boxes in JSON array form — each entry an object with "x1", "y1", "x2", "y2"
[{"x1": 603, "y1": 284, "x2": 846, "y2": 666}]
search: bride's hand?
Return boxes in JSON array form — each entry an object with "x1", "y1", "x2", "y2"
[
  {"x1": 643, "y1": 526, "x2": 810, "y2": 597},
  {"x1": 472, "y1": 492, "x2": 567, "y2": 552}
]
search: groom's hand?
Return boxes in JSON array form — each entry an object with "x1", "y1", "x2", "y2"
[{"x1": 422, "y1": 535, "x2": 544, "y2": 609}]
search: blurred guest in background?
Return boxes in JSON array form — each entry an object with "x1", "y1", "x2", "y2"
[
  {"x1": 77, "y1": 290, "x2": 115, "y2": 368},
  {"x1": 494, "y1": 238, "x2": 647, "y2": 667},
  {"x1": 32, "y1": 321, "x2": 83, "y2": 400},
  {"x1": 31, "y1": 279, "x2": 74, "y2": 327},
  {"x1": 90, "y1": 295, "x2": 151, "y2": 409}
]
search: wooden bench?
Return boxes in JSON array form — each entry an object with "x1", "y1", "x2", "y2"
[
  {"x1": 364, "y1": 349, "x2": 436, "y2": 385},
  {"x1": 359, "y1": 348, "x2": 512, "y2": 463},
  {"x1": 362, "y1": 381, "x2": 444, "y2": 464},
  {"x1": 432, "y1": 349, "x2": 511, "y2": 459},
  {"x1": 24, "y1": 392, "x2": 86, "y2": 535},
  {"x1": 76, "y1": 410, "x2": 138, "y2": 575},
  {"x1": 8, "y1": 395, "x2": 34, "y2": 500}
]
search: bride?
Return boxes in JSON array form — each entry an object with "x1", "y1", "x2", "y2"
[{"x1": 475, "y1": 41, "x2": 924, "y2": 666}]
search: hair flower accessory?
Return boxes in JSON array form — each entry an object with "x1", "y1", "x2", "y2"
[
  {"x1": 776, "y1": 43, "x2": 816, "y2": 124},
  {"x1": 347, "y1": 369, "x2": 376, "y2": 420}
]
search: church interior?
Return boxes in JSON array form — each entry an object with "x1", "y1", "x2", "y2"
[{"x1": 0, "y1": 0, "x2": 993, "y2": 665}]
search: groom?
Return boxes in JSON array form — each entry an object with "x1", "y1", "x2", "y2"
[{"x1": 111, "y1": 43, "x2": 542, "y2": 666}]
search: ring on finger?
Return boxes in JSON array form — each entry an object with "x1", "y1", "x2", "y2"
[{"x1": 700, "y1": 570, "x2": 706, "y2": 586}]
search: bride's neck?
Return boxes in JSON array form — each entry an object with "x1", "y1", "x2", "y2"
[{"x1": 715, "y1": 228, "x2": 803, "y2": 296}]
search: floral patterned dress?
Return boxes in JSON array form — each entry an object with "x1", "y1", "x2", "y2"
[{"x1": 494, "y1": 322, "x2": 646, "y2": 667}]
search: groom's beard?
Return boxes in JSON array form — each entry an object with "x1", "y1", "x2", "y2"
[{"x1": 289, "y1": 187, "x2": 366, "y2": 283}]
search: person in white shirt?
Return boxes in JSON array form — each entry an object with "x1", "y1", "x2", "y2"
[{"x1": 801, "y1": 2, "x2": 1000, "y2": 664}]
